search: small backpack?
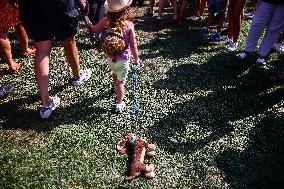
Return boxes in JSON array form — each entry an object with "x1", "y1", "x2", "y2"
[{"x1": 99, "y1": 21, "x2": 128, "y2": 56}]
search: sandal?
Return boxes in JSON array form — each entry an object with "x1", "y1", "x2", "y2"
[
  {"x1": 8, "y1": 62, "x2": 20, "y2": 74},
  {"x1": 22, "y1": 46, "x2": 36, "y2": 58}
]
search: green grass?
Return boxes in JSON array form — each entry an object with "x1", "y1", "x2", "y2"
[{"x1": 1, "y1": 5, "x2": 284, "y2": 189}]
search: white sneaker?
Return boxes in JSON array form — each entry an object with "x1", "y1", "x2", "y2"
[
  {"x1": 39, "y1": 96, "x2": 60, "y2": 119},
  {"x1": 116, "y1": 101, "x2": 125, "y2": 113},
  {"x1": 219, "y1": 37, "x2": 231, "y2": 45},
  {"x1": 71, "y1": 69, "x2": 92, "y2": 86},
  {"x1": 256, "y1": 57, "x2": 266, "y2": 65},
  {"x1": 228, "y1": 42, "x2": 238, "y2": 52}
]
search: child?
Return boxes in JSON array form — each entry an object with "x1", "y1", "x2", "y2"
[
  {"x1": 198, "y1": 0, "x2": 228, "y2": 42},
  {"x1": 86, "y1": 0, "x2": 140, "y2": 113}
]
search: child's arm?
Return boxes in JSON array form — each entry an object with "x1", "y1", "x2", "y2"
[
  {"x1": 128, "y1": 22, "x2": 140, "y2": 66},
  {"x1": 85, "y1": 17, "x2": 107, "y2": 33}
]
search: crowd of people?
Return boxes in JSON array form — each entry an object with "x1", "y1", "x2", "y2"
[{"x1": 0, "y1": 0, "x2": 284, "y2": 118}]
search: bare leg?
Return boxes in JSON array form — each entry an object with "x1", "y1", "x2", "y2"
[
  {"x1": 172, "y1": 0, "x2": 178, "y2": 20},
  {"x1": 34, "y1": 40, "x2": 52, "y2": 107},
  {"x1": 0, "y1": 32, "x2": 19, "y2": 70},
  {"x1": 179, "y1": 0, "x2": 189, "y2": 21},
  {"x1": 158, "y1": 0, "x2": 166, "y2": 17},
  {"x1": 61, "y1": 36, "x2": 80, "y2": 79},
  {"x1": 112, "y1": 74, "x2": 124, "y2": 104},
  {"x1": 14, "y1": 24, "x2": 35, "y2": 57}
]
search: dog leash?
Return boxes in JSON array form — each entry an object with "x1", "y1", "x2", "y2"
[{"x1": 128, "y1": 65, "x2": 141, "y2": 144}]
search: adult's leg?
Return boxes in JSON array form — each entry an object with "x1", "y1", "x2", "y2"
[
  {"x1": 0, "y1": 32, "x2": 19, "y2": 71},
  {"x1": 195, "y1": 0, "x2": 201, "y2": 17},
  {"x1": 258, "y1": 5, "x2": 284, "y2": 56},
  {"x1": 34, "y1": 40, "x2": 52, "y2": 107},
  {"x1": 14, "y1": 24, "x2": 35, "y2": 57},
  {"x1": 244, "y1": 1, "x2": 274, "y2": 53},
  {"x1": 179, "y1": 0, "x2": 189, "y2": 21},
  {"x1": 231, "y1": 0, "x2": 246, "y2": 43},
  {"x1": 61, "y1": 36, "x2": 81, "y2": 79},
  {"x1": 158, "y1": 0, "x2": 166, "y2": 17},
  {"x1": 171, "y1": 0, "x2": 178, "y2": 20}
]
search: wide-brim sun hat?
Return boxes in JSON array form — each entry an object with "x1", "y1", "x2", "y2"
[{"x1": 106, "y1": 0, "x2": 133, "y2": 13}]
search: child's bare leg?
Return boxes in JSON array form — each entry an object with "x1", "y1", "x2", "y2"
[{"x1": 112, "y1": 73, "x2": 124, "y2": 104}]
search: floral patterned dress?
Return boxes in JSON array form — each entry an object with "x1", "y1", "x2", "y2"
[{"x1": 0, "y1": 0, "x2": 20, "y2": 32}]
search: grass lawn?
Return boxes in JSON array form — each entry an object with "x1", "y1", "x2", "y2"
[{"x1": 1, "y1": 4, "x2": 284, "y2": 189}]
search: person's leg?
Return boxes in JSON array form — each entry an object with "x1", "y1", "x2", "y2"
[
  {"x1": 227, "y1": 0, "x2": 233, "y2": 40},
  {"x1": 14, "y1": 24, "x2": 35, "y2": 57},
  {"x1": 0, "y1": 32, "x2": 19, "y2": 72},
  {"x1": 199, "y1": 0, "x2": 207, "y2": 17},
  {"x1": 158, "y1": 0, "x2": 166, "y2": 17},
  {"x1": 61, "y1": 36, "x2": 80, "y2": 79},
  {"x1": 258, "y1": 5, "x2": 284, "y2": 57},
  {"x1": 34, "y1": 40, "x2": 52, "y2": 107},
  {"x1": 172, "y1": 0, "x2": 178, "y2": 20},
  {"x1": 244, "y1": 1, "x2": 274, "y2": 53},
  {"x1": 206, "y1": 14, "x2": 214, "y2": 29},
  {"x1": 231, "y1": 0, "x2": 246, "y2": 43},
  {"x1": 179, "y1": 0, "x2": 189, "y2": 21},
  {"x1": 195, "y1": 0, "x2": 201, "y2": 17},
  {"x1": 115, "y1": 79, "x2": 125, "y2": 104}
]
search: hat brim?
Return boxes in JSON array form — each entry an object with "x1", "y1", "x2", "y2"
[{"x1": 108, "y1": 0, "x2": 132, "y2": 12}]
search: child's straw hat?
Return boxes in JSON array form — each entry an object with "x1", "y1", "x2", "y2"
[{"x1": 106, "y1": 0, "x2": 132, "y2": 12}]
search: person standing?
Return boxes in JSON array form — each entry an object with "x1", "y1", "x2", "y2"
[
  {"x1": 237, "y1": 0, "x2": 284, "y2": 65},
  {"x1": 18, "y1": 0, "x2": 92, "y2": 118},
  {"x1": 0, "y1": 0, "x2": 35, "y2": 74}
]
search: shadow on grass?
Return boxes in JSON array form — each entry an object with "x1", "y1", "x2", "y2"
[
  {"x1": 149, "y1": 52, "x2": 284, "y2": 154},
  {"x1": 215, "y1": 113, "x2": 284, "y2": 189}
]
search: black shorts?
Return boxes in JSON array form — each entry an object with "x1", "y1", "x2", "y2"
[{"x1": 19, "y1": 0, "x2": 79, "y2": 42}]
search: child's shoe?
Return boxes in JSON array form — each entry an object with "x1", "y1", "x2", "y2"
[
  {"x1": 116, "y1": 101, "x2": 126, "y2": 114},
  {"x1": 71, "y1": 69, "x2": 92, "y2": 86},
  {"x1": 209, "y1": 33, "x2": 221, "y2": 42},
  {"x1": 228, "y1": 42, "x2": 238, "y2": 52},
  {"x1": 197, "y1": 27, "x2": 209, "y2": 37},
  {"x1": 39, "y1": 96, "x2": 60, "y2": 119}
]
